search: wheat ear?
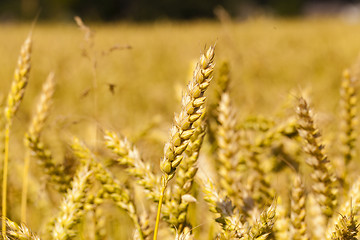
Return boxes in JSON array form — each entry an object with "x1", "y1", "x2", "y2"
[
  {"x1": 21, "y1": 72, "x2": 55, "y2": 223},
  {"x1": 339, "y1": 69, "x2": 357, "y2": 189},
  {"x1": 296, "y1": 97, "x2": 337, "y2": 219},
  {"x1": 202, "y1": 177, "x2": 245, "y2": 238},
  {"x1": 216, "y1": 91, "x2": 241, "y2": 198},
  {"x1": 52, "y1": 164, "x2": 93, "y2": 240},
  {"x1": 2, "y1": 33, "x2": 32, "y2": 238},
  {"x1": 247, "y1": 203, "x2": 276, "y2": 240},
  {"x1": 26, "y1": 135, "x2": 70, "y2": 192},
  {"x1": 105, "y1": 131, "x2": 160, "y2": 201},
  {"x1": 162, "y1": 117, "x2": 206, "y2": 232},
  {"x1": 71, "y1": 137, "x2": 145, "y2": 239},
  {"x1": 2, "y1": 218, "x2": 40, "y2": 240},
  {"x1": 153, "y1": 45, "x2": 215, "y2": 240},
  {"x1": 330, "y1": 211, "x2": 358, "y2": 240},
  {"x1": 290, "y1": 175, "x2": 308, "y2": 240}
]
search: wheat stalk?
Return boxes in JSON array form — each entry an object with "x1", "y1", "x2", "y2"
[{"x1": 153, "y1": 45, "x2": 215, "y2": 240}]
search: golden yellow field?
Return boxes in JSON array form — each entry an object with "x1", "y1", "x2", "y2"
[{"x1": 1, "y1": 17, "x2": 360, "y2": 239}]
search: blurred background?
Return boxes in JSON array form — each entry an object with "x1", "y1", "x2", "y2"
[{"x1": 1, "y1": 0, "x2": 360, "y2": 22}]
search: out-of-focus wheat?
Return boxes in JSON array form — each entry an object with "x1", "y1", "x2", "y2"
[
  {"x1": 22, "y1": 72, "x2": 55, "y2": 223},
  {"x1": 2, "y1": 33, "x2": 32, "y2": 238},
  {"x1": 290, "y1": 175, "x2": 308, "y2": 240},
  {"x1": 296, "y1": 97, "x2": 337, "y2": 219},
  {"x1": 339, "y1": 69, "x2": 357, "y2": 189},
  {"x1": 52, "y1": 164, "x2": 92, "y2": 240}
]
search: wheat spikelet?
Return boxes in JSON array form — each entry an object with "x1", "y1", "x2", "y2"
[
  {"x1": 105, "y1": 131, "x2": 160, "y2": 201},
  {"x1": 2, "y1": 218, "x2": 40, "y2": 240},
  {"x1": 290, "y1": 175, "x2": 308, "y2": 240},
  {"x1": 52, "y1": 164, "x2": 93, "y2": 240},
  {"x1": 22, "y1": 72, "x2": 56, "y2": 222},
  {"x1": 296, "y1": 96, "x2": 337, "y2": 219},
  {"x1": 2, "y1": 33, "x2": 32, "y2": 238},
  {"x1": 154, "y1": 45, "x2": 215, "y2": 240}
]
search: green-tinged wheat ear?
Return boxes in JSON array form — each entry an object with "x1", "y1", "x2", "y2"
[
  {"x1": 104, "y1": 131, "x2": 160, "y2": 201},
  {"x1": 161, "y1": 116, "x2": 206, "y2": 232},
  {"x1": 296, "y1": 96, "x2": 337, "y2": 219},
  {"x1": 154, "y1": 45, "x2": 215, "y2": 240},
  {"x1": 330, "y1": 211, "x2": 358, "y2": 240},
  {"x1": 290, "y1": 175, "x2": 308, "y2": 240},
  {"x1": 3, "y1": 33, "x2": 32, "y2": 239},
  {"x1": 52, "y1": 164, "x2": 93, "y2": 240},
  {"x1": 2, "y1": 218, "x2": 41, "y2": 240},
  {"x1": 71, "y1": 137, "x2": 145, "y2": 240},
  {"x1": 339, "y1": 69, "x2": 357, "y2": 189},
  {"x1": 201, "y1": 177, "x2": 246, "y2": 238},
  {"x1": 22, "y1": 72, "x2": 56, "y2": 223}
]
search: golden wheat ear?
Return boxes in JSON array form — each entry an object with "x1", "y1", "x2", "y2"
[
  {"x1": 2, "y1": 217, "x2": 40, "y2": 240},
  {"x1": 2, "y1": 32, "x2": 32, "y2": 239},
  {"x1": 290, "y1": 175, "x2": 308, "y2": 240},
  {"x1": 296, "y1": 96, "x2": 337, "y2": 220},
  {"x1": 153, "y1": 45, "x2": 215, "y2": 240}
]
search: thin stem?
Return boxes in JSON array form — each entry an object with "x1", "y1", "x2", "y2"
[
  {"x1": 2, "y1": 124, "x2": 10, "y2": 238},
  {"x1": 21, "y1": 150, "x2": 31, "y2": 223},
  {"x1": 153, "y1": 178, "x2": 167, "y2": 240}
]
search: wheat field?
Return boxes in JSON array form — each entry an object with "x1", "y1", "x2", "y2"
[{"x1": 1, "y1": 17, "x2": 360, "y2": 239}]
